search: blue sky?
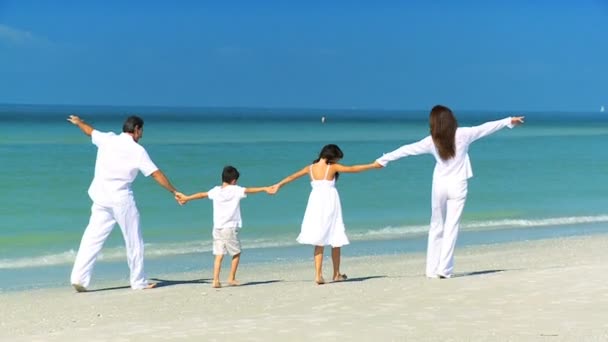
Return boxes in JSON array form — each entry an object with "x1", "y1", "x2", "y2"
[{"x1": 0, "y1": 1, "x2": 606, "y2": 111}]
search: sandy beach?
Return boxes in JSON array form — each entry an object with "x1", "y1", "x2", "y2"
[{"x1": 2, "y1": 234, "x2": 608, "y2": 341}]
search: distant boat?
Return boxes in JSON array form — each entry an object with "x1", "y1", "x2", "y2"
[
  {"x1": 601, "y1": 106, "x2": 605, "y2": 113},
  {"x1": 321, "y1": 116, "x2": 326, "y2": 124}
]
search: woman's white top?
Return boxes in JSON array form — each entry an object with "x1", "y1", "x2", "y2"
[{"x1": 376, "y1": 117, "x2": 514, "y2": 182}]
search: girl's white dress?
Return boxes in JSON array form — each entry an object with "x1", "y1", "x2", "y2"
[{"x1": 297, "y1": 164, "x2": 349, "y2": 247}]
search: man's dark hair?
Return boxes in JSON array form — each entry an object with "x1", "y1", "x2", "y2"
[
  {"x1": 222, "y1": 166, "x2": 240, "y2": 183},
  {"x1": 123, "y1": 116, "x2": 144, "y2": 133}
]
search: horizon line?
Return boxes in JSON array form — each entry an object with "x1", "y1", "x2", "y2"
[{"x1": 0, "y1": 102, "x2": 603, "y2": 114}]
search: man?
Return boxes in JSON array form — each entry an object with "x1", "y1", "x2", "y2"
[{"x1": 68, "y1": 114, "x2": 183, "y2": 292}]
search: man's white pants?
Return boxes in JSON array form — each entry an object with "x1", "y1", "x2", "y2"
[
  {"x1": 426, "y1": 179, "x2": 468, "y2": 277},
  {"x1": 70, "y1": 201, "x2": 148, "y2": 289}
]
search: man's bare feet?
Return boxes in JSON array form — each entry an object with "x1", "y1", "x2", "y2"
[
  {"x1": 212, "y1": 280, "x2": 222, "y2": 288},
  {"x1": 227, "y1": 280, "x2": 240, "y2": 286}
]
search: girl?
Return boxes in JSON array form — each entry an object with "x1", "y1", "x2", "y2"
[
  {"x1": 375, "y1": 105, "x2": 524, "y2": 279},
  {"x1": 273, "y1": 144, "x2": 380, "y2": 285}
]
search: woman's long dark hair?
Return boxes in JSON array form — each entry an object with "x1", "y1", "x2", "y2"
[
  {"x1": 429, "y1": 105, "x2": 457, "y2": 160},
  {"x1": 313, "y1": 144, "x2": 344, "y2": 180}
]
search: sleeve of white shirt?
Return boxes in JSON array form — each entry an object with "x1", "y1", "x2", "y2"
[
  {"x1": 238, "y1": 186, "x2": 247, "y2": 199},
  {"x1": 208, "y1": 187, "x2": 217, "y2": 200},
  {"x1": 91, "y1": 130, "x2": 116, "y2": 147},
  {"x1": 461, "y1": 117, "x2": 513, "y2": 144},
  {"x1": 375, "y1": 136, "x2": 434, "y2": 167},
  {"x1": 138, "y1": 149, "x2": 159, "y2": 177}
]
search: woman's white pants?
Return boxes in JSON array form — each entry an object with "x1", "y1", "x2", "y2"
[
  {"x1": 70, "y1": 201, "x2": 148, "y2": 289},
  {"x1": 426, "y1": 179, "x2": 468, "y2": 277}
]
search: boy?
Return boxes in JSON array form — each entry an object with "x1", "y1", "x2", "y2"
[{"x1": 177, "y1": 166, "x2": 273, "y2": 288}]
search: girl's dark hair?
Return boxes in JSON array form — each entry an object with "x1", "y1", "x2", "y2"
[
  {"x1": 122, "y1": 115, "x2": 144, "y2": 133},
  {"x1": 222, "y1": 165, "x2": 240, "y2": 183},
  {"x1": 429, "y1": 105, "x2": 457, "y2": 160},
  {"x1": 313, "y1": 144, "x2": 344, "y2": 180}
]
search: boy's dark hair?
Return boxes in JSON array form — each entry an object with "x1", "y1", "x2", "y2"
[
  {"x1": 222, "y1": 165, "x2": 240, "y2": 183},
  {"x1": 123, "y1": 115, "x2": 144, "y2": 133}
]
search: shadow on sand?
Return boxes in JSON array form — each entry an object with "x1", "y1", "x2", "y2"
[
  {"x1": 238, "y1": 280, "x2": 283, "y2": 287},
  {"x1": 81, "y1": 279, "x2": 285, "y2": 292},
  {"x1": 149, "y1": 278, "x2": 211, "y2": 288},
  {"x1": 329, "y1": 275, "x2": 387, "y2": 284},
  {"x1": 80, "y1": 278, "x2": 211, "y2": 292},
  {"x1": 454, "y1": 269, "x2": 507, "y2": 278},
  {"x1": 79, "y1": 271, "x2": 506, "y2": 292},
  {"x1": 83, "y1": 285, "x2": 132, "y2": 293},
  {"x1": 150, "y1": 278, "x2": 284, "y2": 288}
]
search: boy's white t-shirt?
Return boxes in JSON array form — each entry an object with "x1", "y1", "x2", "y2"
[{"x1": 208, "y1": 185, "x2": 247, "y2": 229}]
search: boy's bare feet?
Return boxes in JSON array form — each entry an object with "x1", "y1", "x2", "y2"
[
  {"x1": 315, "y1": 277, "x2": 325, "y2": 285},
  {"x1": 212, "y1": 280, "x2": 222, "y2": 288},
  {"x1": 227, "y1": 280, "x2": 240, "y2": 286}
]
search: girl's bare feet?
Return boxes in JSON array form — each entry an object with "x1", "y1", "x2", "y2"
[
  {"x1": 333, "y1": 274, "x2": 348, "y2": 282},
  {"x1": 227, "y1": 280, "x2": 240, "y2": 286},
  {"x1": 212, "y1": 280, "x2": 221, "y2": 288},
  {"x1": 315, "y1": 277, "x2": 325, "y2": 285}
]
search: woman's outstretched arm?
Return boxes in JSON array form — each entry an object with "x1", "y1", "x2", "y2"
[
  {"x1": 463, "y1": 116, "x2": 525, "y2": 143},
  {"x1": 375, "y1": 136, "x2": 434, "y2": 167}
]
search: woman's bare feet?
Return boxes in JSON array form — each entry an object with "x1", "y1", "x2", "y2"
[
  {"x1": 72, "y1": 284, "x2": 87, "y2": 293},
  {"x1": 212, "y1": 280, "x2": 222, "y2": 288},
  {"x1": 227, "y1": 280, "x2": 240, "y2": 286},
  {"x1": 315, "y1": 276, "x2": 325, "y2": 285}
]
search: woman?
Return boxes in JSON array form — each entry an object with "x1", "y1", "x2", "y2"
[{"x1": 375, "y1": 105, "x2": 524, "y2": 278}]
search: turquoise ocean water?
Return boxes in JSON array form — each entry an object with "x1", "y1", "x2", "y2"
[{"x1": 1, "y1": 105, "x2": 607, "y2": 291}]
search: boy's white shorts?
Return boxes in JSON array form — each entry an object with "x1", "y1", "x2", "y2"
[{"x1": 212, "y1": 227, "x2": 241, "y2": 256}]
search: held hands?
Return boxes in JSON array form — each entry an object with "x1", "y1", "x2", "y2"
[
  {"x1": 267, "y1": 185, "x2": 280, "y2": 195},
  {"x1": 174, "y1": 192, "x2": 187, "y2": 206},
  {"x1": 511, "y1": 116, "x2": 525, "y2": 126}
]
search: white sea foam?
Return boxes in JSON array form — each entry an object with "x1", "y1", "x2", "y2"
[
  {"x1": 2, "y1": 215, "x2": 607, "y2": 269},
  {"x1": 0, "y1": 239, "x2": 298, "y2": 269},
  {"x1": 351, "y1": 215, "x2": 608, "y2": 240}
]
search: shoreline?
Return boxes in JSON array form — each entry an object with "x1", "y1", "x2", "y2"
[
  {"x1": 3, "y1": 222, "x2": 608, "y2": 293},
  {"x1": 2, "y1": 234, "x2": 608, "y2": 341}
]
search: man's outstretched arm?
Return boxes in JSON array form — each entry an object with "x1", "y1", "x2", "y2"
[
  {"x1": 150, "y1": 170, "x2": 181, "y2": 196},
  {"x1": 67, "y1": 115, "x2": 94, "y2": 136}
]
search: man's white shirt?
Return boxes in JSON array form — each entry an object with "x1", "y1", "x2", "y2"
[{"x1": 87, "y1": 130, "x2": 158, "y2": 205}]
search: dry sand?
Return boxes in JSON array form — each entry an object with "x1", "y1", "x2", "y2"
[{"x1": 1, "y1": 234, "x2": 608, "y2": 341}]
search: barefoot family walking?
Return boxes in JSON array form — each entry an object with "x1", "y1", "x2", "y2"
[
  {"x1": 67, "y1": 107, "x2": 522, "y2": 291},
  {"x1": 272, "y1": 144, "x2": 380, "y2": 284},
  {"x1": 176, "y1": 166, "x2": 273, "y2": 288},
  {"x1": 68, "y1": 115, "x2": 183, "y2": 292},
  {"x1": 375, "y1": 105, "x2": 524, "y2": 279}
]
